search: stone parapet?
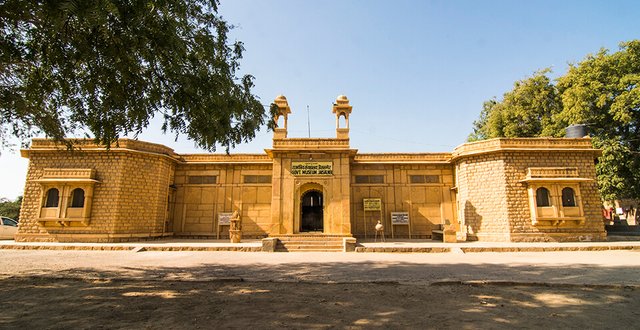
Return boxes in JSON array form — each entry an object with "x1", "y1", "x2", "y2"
[
  {"x1": 271, "y1": 138, "x2": 350, "y2": 150},
  {"x1": 452, "y1": 137, "x2": 600, "y2": 160},
  {"x1": 25, "y1": 138, "x2": 178, "y2": 158},
  {"x1": 353, "y1": 153, "x2": 452, "y2": 164},
  {"x1": 179, "y1": 154, "x2": 271, "y2": 164}
]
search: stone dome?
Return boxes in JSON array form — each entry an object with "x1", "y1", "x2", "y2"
[{"x1": 336, "y1": 95, "x2": 349, "y2": 105}]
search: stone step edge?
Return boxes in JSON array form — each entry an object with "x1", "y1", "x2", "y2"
[
  {"x1": 355, "y1": 245, "x2": 640, "y2": 253},
  {"x1": 275, "y1": 249, "x2": 342, "y2": 252},
  {"x1": 277, "y1": 245, "x2": 344, "y2": 249},
  {"x1": 277, "y1": 242, "x2": 344, "y2": 246},
  {"x1": 0, "y1": 245, "x2": 261, "y2": 252},
  {"x1": 275, "y1": 237, "x2": 345, "y2": 241}
]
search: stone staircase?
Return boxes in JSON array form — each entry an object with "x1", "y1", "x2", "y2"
[{"x1": 272, "y1": 234, "x2": 349, "y2": 252}]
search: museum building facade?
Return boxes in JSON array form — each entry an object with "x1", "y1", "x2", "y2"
[{"x1": 16, "y1": 95, "x2": 606, "y2": 243}]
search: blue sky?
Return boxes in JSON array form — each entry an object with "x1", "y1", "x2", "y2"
[{"x1": 1, "y1": 0, "x2": 639, "y2": 199}]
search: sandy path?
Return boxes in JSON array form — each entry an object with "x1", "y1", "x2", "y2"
[
  {"x1": 1, "y1": 250, "x2": 639, "y2": 329},
  {"x1": 1, "y1": 249, "x2": 639, "y2": 285}
]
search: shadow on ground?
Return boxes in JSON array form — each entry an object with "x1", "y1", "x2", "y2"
[
  {"x1": 16, "y1": 259, "x2": 640, "y2": 285},
  {"x1": 1, "y1": 261, "x2": 639, "y2": 329}
]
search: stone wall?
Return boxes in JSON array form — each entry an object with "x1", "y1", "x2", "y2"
[
  {"x1": 350, "y1": 162, "x2": 456, "y2": 238},
  {"x1": 454, "y1": 154, "x2": 511, "y2": 241},
  {"x1": 172, "y1": 162, "x2": 273, "y2": 238},
  {"x1": 453, "y1": 138, "x2": 606, "y2": 242},
  {"x1": 16, "y1": 139, "x2": 176, "y2": 242},
  {"x1": 15, "y1": 136, "x2": 606, "y2": 243}
]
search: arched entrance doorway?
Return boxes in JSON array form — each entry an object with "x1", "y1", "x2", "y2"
[{"x1": 301, "y1": 190, "x2": 323, "y2": 232}]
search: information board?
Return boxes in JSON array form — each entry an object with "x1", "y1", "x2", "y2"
[
  {"x1": 291, "y1": 161, "x2": 333, "y2": 176},
  {"x1": 218, "y1": 212, "x2": 232, "y2": 225},
  {"x1": 363, "y1": 198, "x2": 382, "y2": 211},
  {"x1": 390, "y1": 212, "x2": 410, "y2": 225}
]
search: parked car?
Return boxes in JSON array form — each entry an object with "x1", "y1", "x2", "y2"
[{"x1": 0, "y1": 216, "x2": 18, "y2": 239}]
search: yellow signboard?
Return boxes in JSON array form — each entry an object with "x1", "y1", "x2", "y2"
[
  {"x1": 291, "y1": 161, "x2": 333, "y2": 176},
  {"x1": 363, "y1": 198, "x2": 382, "y2": 211}
]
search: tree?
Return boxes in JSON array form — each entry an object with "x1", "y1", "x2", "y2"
[
  {"x1": 468, "y1": 69, "x2": 562, "y2": 141},
  {"x1": 468, "y1": 41, "x2": 640, "y2": 201},
  {"x1": 467, "y1": 99, "x2": 496, "y2": 141},
  {"x1": 556, "y1": 40, "x2": 640, "y2": 200},
  {"x1": 0, "y1": 196, "x2": 22, "y2": 221},
  {"x1": 1, "y1": 0, "x2": 273, "y2": 152}
]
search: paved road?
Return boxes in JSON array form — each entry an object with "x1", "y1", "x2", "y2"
[{"x1": 2, "y1": 249, "x2": 639, "y2": 285}]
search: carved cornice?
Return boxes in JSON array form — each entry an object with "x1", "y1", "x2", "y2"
[
  {"x1": 353, "y1": 153, "x2": 452, "y2": 164},
  {"x1": 180, "y1": 154, "x2": 272, "y2": 164},
  {"x1": 42, "y1": 168, "x2": 96, "y2": 179},
  {"x1": 272, "y1": 138, "x2": 350, "y2": 150},
  {"x1": 519, "y1": 167, "x2": 592, "y2": 184},
  {"x1": 33, "y1": 168, "x2": 99, "y2": 184},
  {"x1": 527, "y1": 167, "x2": 580, "y2": 178},
  {"x1": 24, "y1": 138, "x2": 179, "y2": 159},
  {"x1": 452, "y1": 137, "x2": 601, "y2": 160}
]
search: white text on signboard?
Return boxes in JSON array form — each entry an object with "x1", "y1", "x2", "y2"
[
  {"x1": 218, "y1": 212, "x2": 232, "y2": 225},
  {"x1": 391, "y1": 212, "x2": 410, "y2": 225},
  {"x1": 291, "y1": 161, "x2": 333, "y2": 176}
]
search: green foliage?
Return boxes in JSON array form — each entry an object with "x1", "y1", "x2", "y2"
[
  {"x1": 0, "y1": 196, "x2": 22, "y2": 221},
  {"x1": 468, "y1": 99, "x2": 496, "y2": 141},
  {"x1": 556, "y1": 41, "x2": 640, "y2": 200},
  {"x1": 468, "y1": 69, "x2": 563, "y2": 141},
  {"x1": 469, "y1": 41, "x2": 640, "y2": 201},
  {"x1": 1, "y1": 0, "x2": 270, "y2": 152}
]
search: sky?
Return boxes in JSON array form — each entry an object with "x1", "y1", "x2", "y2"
[{"x1": 1, "y1": 0, "x2": 639, "y2": 199}]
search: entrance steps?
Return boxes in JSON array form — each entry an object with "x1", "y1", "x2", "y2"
[{"x1": 271, "y1": 234, "x2": 350, "y2": 252}]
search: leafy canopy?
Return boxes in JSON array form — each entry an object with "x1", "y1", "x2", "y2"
[
  {"x1": 469, "y1": 40, "x2": 640, "y2": 201},
  {"x1": 1, "y1": 0, "x2": 273, "y2": 151},
  {"x1": 468, "y1": 69, "x2": 562, "y2": 141}
]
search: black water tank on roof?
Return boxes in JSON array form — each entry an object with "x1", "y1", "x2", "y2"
[{"x1": 565, "y1": 124, "x2": 588, "y2": 138}]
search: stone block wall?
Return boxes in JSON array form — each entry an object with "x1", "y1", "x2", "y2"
[
  {"x1": 350, "y1": 162, "x2": 456, "y2": 239},
  {"x1": 455, "y1": 154, "x2": 511, "y2": 241},
  {"x1": 453, "y1": 138, "x2": 606, "y2": 242},
  {"x1": 16, "y1": 139, "x2": 176, "y2": 242},
  {"x1": 172, "y1": 161, "x2": 273, "y2": 238},
  {"x1": 109, "y1": 152, "x2": 175, "y2": 237}
]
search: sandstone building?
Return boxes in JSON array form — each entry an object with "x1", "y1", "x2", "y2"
[{"x1": 16, "y1": 95, "x2": 606, "y2": 243}]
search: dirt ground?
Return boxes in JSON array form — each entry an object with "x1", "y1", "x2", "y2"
[
  {"x1": 1, "y1": 249, "x2": 639, "y2": 329},
  {"x1": 1, "y1": 277, "x2": 638, "y2": 329}
]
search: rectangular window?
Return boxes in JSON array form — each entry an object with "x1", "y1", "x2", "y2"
[
  {"x1": 354, "y1": 175, "x2": 385, "y2": 184},
  {"x1": 244, "y1": 175, "x2": 272, "y2": 184},
  {"x1": 425, "y1": 175, "x2": 439, "y2": 183},
  {"x1": 410, "y1": 175, "x2": 439, "y2": 184},
  {"x1": 355, "y1": 175, "x2": 368, "y2": 184},
  {"x1": 410, "y1": 175, "x2": 425, "y2": 184},
  {"x1": 188, "y1": 176, "x2": 217, "y2": 184}
]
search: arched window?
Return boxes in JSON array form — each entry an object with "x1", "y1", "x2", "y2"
[
  {"x1": 562, "y1": 187, "x2": 576, "y2": 207},
  {"x1": 70, "y1": 188, "x2": 85, "y2": 208},
  {"x1": 45, "y1": 188, "x2": 59, "y2": 207},
  {"x1": 536, "y1": 187, "x2": 551, "y2": 207},
  {"x1": 338, "y1": 114, "x2": 347, "y2": 128}
]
